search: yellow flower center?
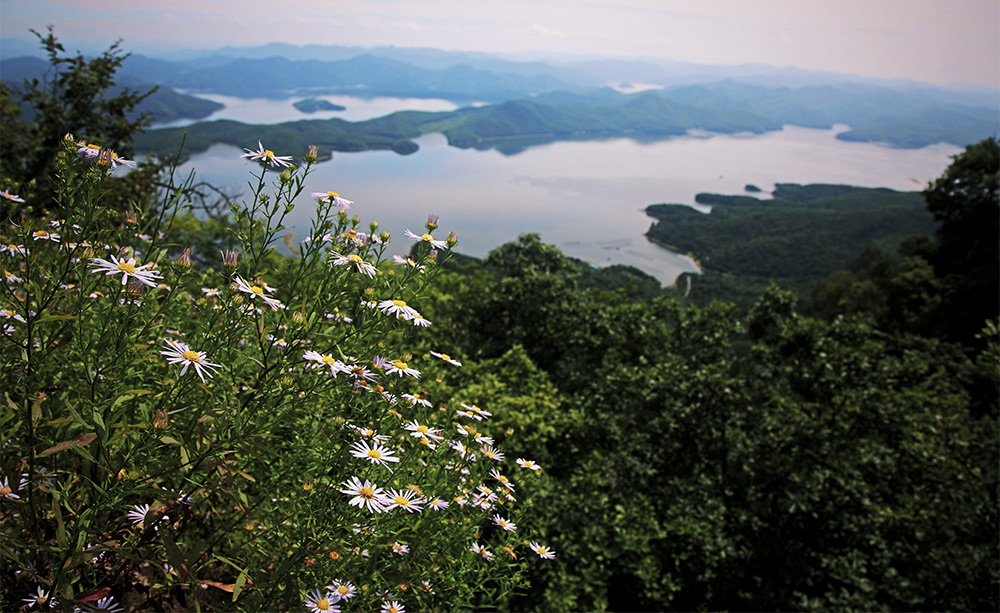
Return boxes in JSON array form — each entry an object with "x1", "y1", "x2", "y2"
[
  {"x1": 367, "y1": 449, "x2": 382, "y2": 459},
  {"x1": 327, "y1": 191, "x2": 339, "y2": 198},
  {"x1": 337, "y1": 586, "x2": 349, "y2": 595},
  {"x1": 264, "y1": 149, "x2": 275, "y2": 158},
  {"x1": 117, "y1": 261, "x2": 136, "y2": 274},
  {"x1": 250, "y1": 285, "x2": 264, "y2": 296},
  {"x1": 0, "y1": 486, "x2": 11, "y2": 495},
  {"x1": 348, "y1": 254, "x2": 363, "y2": 263},
  {"x1": 537, "y1": 547, "x2": 548, "y2": 555},
  {"x1": 393, "y1": 361, "x2": 408, "y2": 370},
  {"x1": 360, "y1": 486, "x2": 375, "y2": 499},
  {"x1": 87, "y1": 143, "x2": 100, "y2": 150},
  {"x1": 34, "y1": 231, "x2": 48, "y2": 238},
  {"x1": 391, "y1": 299, "x2": 407, "y2": 307},
  {"x1": 416, "y1": 425, "x2": 429, "y2": 433},
  {"x1": 388, "y1": 607, "x2": 399, "y2": 613},
  {"x1": 421, "y1": 233, "x2": 433, "y2": 241},
  {"x1": 316, "y1": 599, "x2": 330, "y2": 611},
  {"x1": 181, "y1": 350, "x2": 201, "y2": 363},
  {"x1": 440, "y1": 353, "x2": 451, "y2": 360},
  {"x1": 394, "y1": 496, "x2": 410, "y2": 506},
  {"x1": 322, "y1": 356, "x2": 337, "y2": 365}
]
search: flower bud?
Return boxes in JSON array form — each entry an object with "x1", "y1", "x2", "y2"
[
  {"x1": 153, "y1": 410, "x2": 169, "y2": 430},
  {"x1": 175, "y1": 248, "x2": 193, "y2": 269},
  {"x1": 447, "y1": 231, "x2": 459, "y2": 248},
  {"x1": 304, "y1": 145, "x2": 318, "y2": 164},
  {"x1": 369, "y1": 220, "x2": 379, "y2": 233},
  {"x1": 221, "y1": 250, "x2": 239, "y2": 269},
  {"x1": 426, "y1": 214, "x2": 440, "y2": 231}
]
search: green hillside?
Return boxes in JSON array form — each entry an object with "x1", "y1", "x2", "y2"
[{"x1": 646, "y1": 184, "x2": 936, "y2": 304}]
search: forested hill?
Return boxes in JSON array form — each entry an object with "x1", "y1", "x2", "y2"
[
  {"x1": 646, "y1": 183, "x2": 936, "y2": 304},
  {"x1": 0, "y1": 56, "x2": 223, "y2": 123}
]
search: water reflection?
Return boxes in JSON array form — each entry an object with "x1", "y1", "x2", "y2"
[{"x1": 176, "y1": 126, "x2": 961, "y2": 286}]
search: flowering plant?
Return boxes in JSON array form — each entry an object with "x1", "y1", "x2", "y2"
[{"x1": 0, "y1": 139, "x2": 551, "y2": 611}]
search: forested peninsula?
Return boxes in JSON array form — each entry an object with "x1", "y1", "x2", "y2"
[{"x1": 647, "y1": 183, "x2": 937, "y2": 305}]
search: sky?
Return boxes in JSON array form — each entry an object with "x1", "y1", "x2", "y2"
[{"x1": 1, "y1": 0, "x2": 998, "y2": 88}]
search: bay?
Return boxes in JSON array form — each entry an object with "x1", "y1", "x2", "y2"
[
  {"x1": 174, "y1": 123, "x2": 962, "y2": 285},
  {"x1": 153, "y1": 93, "x2": 460, "y2": 128}
]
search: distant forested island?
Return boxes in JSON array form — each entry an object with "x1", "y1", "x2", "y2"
[
  {"x1": 293, "y1": 97, "x2": 346, "y2": 113},
  {"x1": 647, "y1": 183, "x2": 936, "y2": 305}
]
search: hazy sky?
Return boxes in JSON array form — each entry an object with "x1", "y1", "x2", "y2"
[{"x1": 2, "y1": 0, "x2": 998, "y2": 87}]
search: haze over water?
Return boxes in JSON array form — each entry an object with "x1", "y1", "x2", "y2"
[{"x1": 169, "y1": 97, "x2": 963, "y2": 285}]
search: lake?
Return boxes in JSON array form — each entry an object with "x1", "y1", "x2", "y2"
[{"x1": 163, "y1": 98, "x2": 963, "y2": 285}]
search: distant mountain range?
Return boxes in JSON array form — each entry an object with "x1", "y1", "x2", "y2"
[{"x1": 2, "y1": 40, "x2": 997, "y2": 153}]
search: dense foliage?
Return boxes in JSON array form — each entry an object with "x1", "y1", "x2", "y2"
[{"x1": 647, "y1": 183, "x2": 937, "y2": 308}]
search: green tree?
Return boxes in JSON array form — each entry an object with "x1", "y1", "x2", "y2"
[
  {"x1": 1, "y1": 27, "x2": 158, "y2": 212},
  {"x1": 923, "y1": 137, "x2": 1000, "y2": 345}
]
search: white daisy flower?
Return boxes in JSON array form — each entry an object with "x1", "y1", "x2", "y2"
[
  {"x1": 232, "y1": 276, "x2": 285, "y2": 310},
  {"x1": 516, "y1": 458, "x2": 541, "y2": 471},
  {"x1": 77, "y1": 143, "x2": 137, "y2": 169},
  {"x1": 379, "y1": 488, "x2": 425, "y2": 513},
  {"x1": 390, "y1": 541, "x2": 410, "y2": 555},
  {"x1": 385, "y1": 360, "x2": 420, "y2": 378},
  {"x1": 458, "y1": 403, "x2": 492, "y2": 421},
  {"x1": 404, "y1": 229, "x2": 447, "y2": 249},
  {"x1": 489, "y1": 468, "x2": 515, "y2": 491},
  {"x1": 427, "y1": 497, "x2": 450, "y2": 511},
  {"x1": 0, "y1": 476, "x2": 19, "y2": 499},
  {"x1": 470, "y1": 542, "x2": 493, "y2": 561},
  {"x1": 450, "y1": 441, "x2": 473, "y2": 459},
  {"x1": 303, "y1": 350, "x2": 347, "y2": 375},
  {"x1": 159, "y1": 339, "x2": 221, "y2": 383},
  {"x1": 304, "y1": 588, "x2": 340, "y2": 613},
  {"x1": 128, "y1": 503, "x2": 169, "y2": 531},
  {"x1": 338, "y1": 477, "x2": 387, "y2": 513},
  {"x1": 430, "y1": 351, "x2": 461, "y2": 366},
  {"x1": 392, "y1": 254, "x2": 425, "y2": 270},
  {"x1": 402, "y1": 392, "x2": 432, "y2": 407},
  {"x1": 329, "y1": 251, "x2": 377, "y2": 278},
  {"x1": 377, "y1": 299, "x2": 419, "y2": 320},
  {"x1": 0, "y1": 189, "x2": 25, "y2": 203},
  {"x1": 31, "y1": 230, "x2": 59, "y2": 242},
  {"x1": 89, "y1": 255, "x2": 163, "y2": 288},
  {"x1": 529, "y1": 541, "x2": 556, "y2": 559},
  {"x1": 1, "y1": 243, "x2": 28, "y2": 256},
  {"x1": 325, "y1": 581, "x2": 356, "y2": 602},
  {"x1": 381, "y1": 600, "x2": 405, "y2": 613},
  {"x1": 311, "y1": 191, "x2": 353, "y2": 208},
  {"x1": 22, "y1": 586, "x2": 58, "y2": 609},
  {"x1": 410, "y1": 314, "x2": 432, "y2": 327},
  {"x1": 481, "y1": 445, "x2": 505, "y2": 462},
  {"x1": 492, "y1": 514, "x2": 517, "y2": 532},
  {"x1": 0, "y1": 308, "x2": 26, "y2": 323},
  {"x1": 349, "y1": 440, "x2": 400, "y2": 469},
  {"x1": 93, "y1": 596, "x2": 124, "y2": 613},
  {"x1": 240, "y1": 141, "x2": 292, "y2": 167},
  {"x1": 404, "y1": 420, "x2": 443, "y2": 442}
]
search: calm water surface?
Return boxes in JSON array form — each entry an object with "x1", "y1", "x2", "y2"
[
  {"x1": 153, "y1": 94, "x2": 459, "y2": 127},
  {"x1": 175, "y1": 123, "x2": 962, "y2": 285}
]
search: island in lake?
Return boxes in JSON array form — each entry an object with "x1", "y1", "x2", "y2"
[{"x1": 293, "y1": 97, "x2": 346, "y2": 113}]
